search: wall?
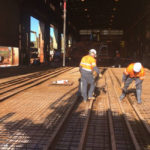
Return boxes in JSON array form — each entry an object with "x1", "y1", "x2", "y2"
[{"x1": 0, "y1": 0, "x2": 20, "y2": 47}]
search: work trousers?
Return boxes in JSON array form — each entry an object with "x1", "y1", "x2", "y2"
[
  {"x1": 123, "y1": 77, "x2": 143, "y2": 93},
  {"x1": 80, "y1": 72, "x2": 95, "y2": 100}
]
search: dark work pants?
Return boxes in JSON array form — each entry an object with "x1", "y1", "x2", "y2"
[
  {"x1": 80, "y1": 72, "x2": 95, "y2": 100},
  {"x1": 123, "y1": 77, "x2": 143, "y2": 92},
  {"x1": 123, "y1": 77, "x2": 143, "y2": 102}
]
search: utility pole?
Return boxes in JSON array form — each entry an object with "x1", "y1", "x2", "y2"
[{"x1": 63, "y1": 0, "x2": 66, "y2": 67}]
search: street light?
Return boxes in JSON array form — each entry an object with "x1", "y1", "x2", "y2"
[{"x1": 63, "y1": 0, "x2": 66, "y2": 67}]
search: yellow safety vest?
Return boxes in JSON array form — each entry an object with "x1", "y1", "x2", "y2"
[{"x1": 80, "y1": 55, "x2": 96, "y2": 72}]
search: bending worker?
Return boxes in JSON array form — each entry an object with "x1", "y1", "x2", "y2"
[
  {"x1": 79, "y1": 49, "x2": 100, "y2": 102},
  {"x1": 120, "y1": 62, "x2": 145, "y2": 104}
]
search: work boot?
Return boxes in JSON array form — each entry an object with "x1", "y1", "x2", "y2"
[
  {"x1": 83, "y1": 99, "x2": 87, "y2": 103},
  {"x1": 136, "y1": 89, "x2": 142, "y2": 104},
  {"x1": 88, "y1": 97, "x2": 95, "y2": 100},
  {"x1": 120, "y1": 92, "x2": 126, "y2": 101}
]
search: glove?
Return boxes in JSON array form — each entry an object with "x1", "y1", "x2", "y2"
[
  {"x1": 139, "y1": 76, "x2": 145, "y2": 80},
  {"x1": 121, "y1": 82, "x2": 124, "y2": 89},
  {"x1": 93, "y1": 71, "x2": 98, "y2": 78},
  {"x1": 99, "y1": 74, "x2": 102, "y2": 78}
]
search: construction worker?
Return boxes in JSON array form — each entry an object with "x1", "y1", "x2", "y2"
[
  {"x1": 120, "y1": 62, "x2": 145, "y2": 104},
  {"x1": 79, "y1": 49, "x2": 100, "y2": 102}
]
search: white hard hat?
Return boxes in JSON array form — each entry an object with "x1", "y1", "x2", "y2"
[
  {"x1": 133, "y1": 62, "x2": 142, "y2": 72},
  {"x1": 89, "y1": 49, "x2": 97, "y2": 55}
]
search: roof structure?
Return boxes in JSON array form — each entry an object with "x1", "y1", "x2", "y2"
[{"x1": 67, "y1": 0, "x2": 148, "y2": 31}]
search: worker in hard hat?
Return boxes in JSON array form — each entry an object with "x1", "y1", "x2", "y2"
[
  {"x1": 79, "y1": 49, "x2": 100, "y2": 102},
  {"x1": 120, "y1": 62, "x2": 145, "y2": 104}
]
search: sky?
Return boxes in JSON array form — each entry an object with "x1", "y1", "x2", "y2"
[
  {"x1": 30, "y1": 16, "x2": 39, "y2": 41},
  {"x1": 30, "y1": 16, "x2": 54, "y2": 41}
]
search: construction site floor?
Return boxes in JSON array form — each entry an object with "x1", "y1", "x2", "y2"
[{"x1": 0, "y1": 66, "x2": 150, "y2": 150}]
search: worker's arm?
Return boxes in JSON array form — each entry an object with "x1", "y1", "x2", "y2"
[
  {"x1": 93, "y1": 66, "x2": 100, "y2": 75},
  {"x1": 121, "y1": 73, "x2": 128, "y2": 89},
  {"x1": 122, "y1": 73, "x2": 128, "y2": 82},
  {"x1": 79, "y1": 66, "x2": 82, "y2": 72},
  {"x1": 93, "y1": 66, "x2": 103, "y2": 79}
]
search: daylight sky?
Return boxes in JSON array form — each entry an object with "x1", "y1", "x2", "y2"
[{"x1": 30, "y1": 16, "x2": 54, "y2": 41}]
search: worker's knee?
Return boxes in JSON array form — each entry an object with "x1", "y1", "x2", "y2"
[
  {"x1": 135, "y1": 79, "x2": 143, "y2": 89},
  {"x1": 136, "y1": 84, "x2": 142, "y2": 90}
]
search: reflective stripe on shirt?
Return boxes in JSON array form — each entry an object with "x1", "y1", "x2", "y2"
[{"x1": 81, "y1": 68, "x2": 92, "y2": 72}]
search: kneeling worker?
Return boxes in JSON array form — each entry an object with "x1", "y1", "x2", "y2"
[
  {"x1": 120, "y1": 62, "x2": 145, "y2": 104},
  {"x1": 79, "y1": 49, "x2": 100, "y2": 102}
]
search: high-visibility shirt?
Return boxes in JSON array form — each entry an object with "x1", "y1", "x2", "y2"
[
  {"x1": 124, "y1": 63, "x2": 145, "y2": 79},
  {"x1": 80, "y1": 55, "x2": 96, "y2": 72}
]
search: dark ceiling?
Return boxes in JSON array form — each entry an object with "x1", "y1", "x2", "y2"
[
  {"x1": 67, "y1": 0, "x2": 149, "y2": 31},
  {"x1": 18, "y1": 0, "x2": 150, "y2": 32}
]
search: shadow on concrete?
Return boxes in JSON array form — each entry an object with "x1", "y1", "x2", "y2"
[
  {"x1": 0, "y1": 85, "x2": 149, "y2": 150},
  {"x1": 0, "y1": 68, "x2": 72, "y2": 102},
  {"x1": 0, "y1": 65, "x2": 57, "y2": 79}
]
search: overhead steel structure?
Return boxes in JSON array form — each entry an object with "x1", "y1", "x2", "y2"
[{"x1": 0, "y1": 0, "x2": 150, "y2": 66}]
